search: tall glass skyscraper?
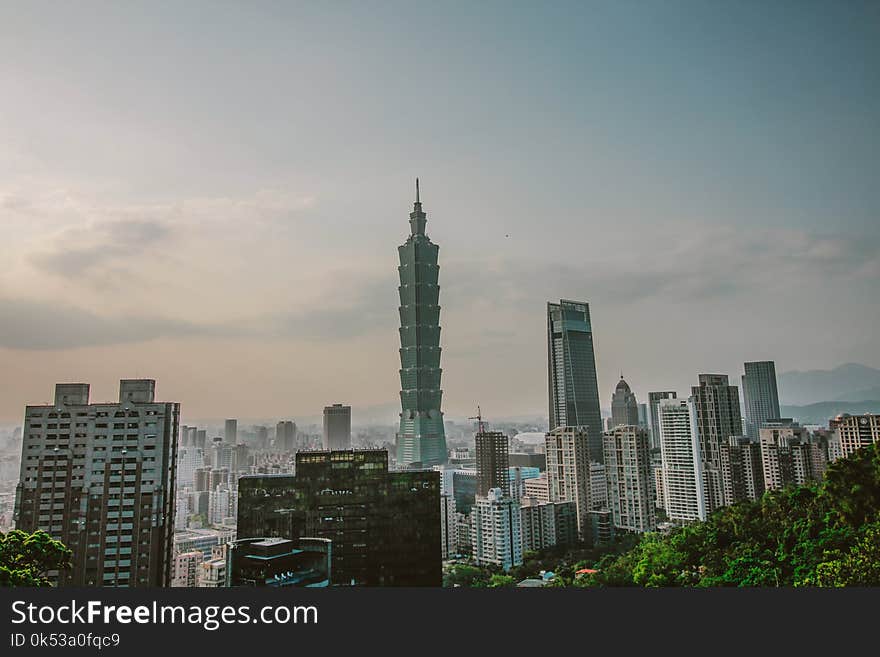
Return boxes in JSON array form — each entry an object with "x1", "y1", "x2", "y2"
[
  {"x1": 396, "y1": 181, "x2": 448, "y2": 467},
  {"x1": 547, "y1": 300, "x2": 603, "y2": 462},
  {"x1": 742, "y1": 360, "x2": 781, "y2": 440}
]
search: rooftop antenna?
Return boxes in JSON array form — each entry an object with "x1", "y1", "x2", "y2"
[{"x1": 415, "y1": 177, "x2": 420, "y2": 203}]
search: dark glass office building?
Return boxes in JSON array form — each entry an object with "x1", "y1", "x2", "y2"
[
  {"x1": 742, "y1": 360, "x2": 781, "y2": 440},
  {"x1": 547, "y1": 300, "x2": 603, "y2": 462},
  {"x1": 237, "y1": 449, "x2": 441, "y2": 586}
]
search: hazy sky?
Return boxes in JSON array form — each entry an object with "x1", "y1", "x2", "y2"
[{"x1": 1, "y1": 1, "x2": 878, "y2": 424}]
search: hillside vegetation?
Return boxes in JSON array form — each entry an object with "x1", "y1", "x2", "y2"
[{"x1": 587, "y1": 443, "x2": 880, "y2": 587}]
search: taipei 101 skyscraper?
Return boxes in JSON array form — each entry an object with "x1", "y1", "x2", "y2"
[{"x1": 395, "y1": 180, "x2": 448, "y2": 468}]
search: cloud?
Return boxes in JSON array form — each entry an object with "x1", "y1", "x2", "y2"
[
  {"x1": 0, "y1": 269, "x2": 398, "y2": 350},
  {"x1": 0, "y1": 297, "x2": 199, "y2": 350},
  {"x1": 443, "y1": 224, "x2": 880, "y2": 314},
  {"x1": 29, "y1": 219, "x2": 170, "y2": 279},
  {"x1": 260, "y1": 274, "x2": 397, "y2": 341},
  {"x1": 1, "y1": 181, "x2": 876, "y2": 370}
]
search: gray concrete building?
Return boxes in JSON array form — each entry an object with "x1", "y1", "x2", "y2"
[
  {"x1": 15, "y1": 379, "x2": 179, "y2": 587},
  {"x1": 322, "y1": 403, "x2": 351, "y2": 450},
  {"x1": 545, "y1": 426, "x2": 592, "y2": 540},
  {"x1": 602, "y1": 425, "x2": 656, "y2": 533}
]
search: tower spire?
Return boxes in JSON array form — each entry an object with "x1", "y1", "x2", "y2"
[{"x1": 409, "y1": 178, "x2": 427, "y2": 236}]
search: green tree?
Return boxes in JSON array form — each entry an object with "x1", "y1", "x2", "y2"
[
  {"x1": 443, "y1": 563, "x2": 495, "y2": 588},
  {"x1": 0, "y1": 530, "x2": 72, "y2": 587},
  {"x1": 488, "y1": 574, "x2": 516, "y2": 588},
  {"x1": 804, "y1": 522, "x2": 880, "y2": 586},
  {"x1": 588, "y1": 444, "x2": 880, "y2": 587}
]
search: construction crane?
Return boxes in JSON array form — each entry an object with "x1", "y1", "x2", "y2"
[{"x1": 468, "y1": 405, "x2": 486, "y2": 434}]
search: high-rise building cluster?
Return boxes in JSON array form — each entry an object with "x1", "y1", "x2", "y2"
[
  {"x1": 650, "y1": 365, "x2": 840, "y2": 524},
  {"x1": 10, "y1": 184, "x2": 880, "y2": 589}
]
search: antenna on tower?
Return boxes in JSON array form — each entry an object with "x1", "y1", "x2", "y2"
[
  {"x1": 468, "y1": 405, "x2": 486, "y2": 434},
  {"x1": 415, "y1": 177, "x2": 420, "y2": 203}
]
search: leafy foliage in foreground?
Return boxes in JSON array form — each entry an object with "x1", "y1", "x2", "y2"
[
  {"x1": 0, "y1": 530, "x2": 73, "y2": 587},
  {"x1": 588, "y1": 443, "x2": 880, "y2": 587}
]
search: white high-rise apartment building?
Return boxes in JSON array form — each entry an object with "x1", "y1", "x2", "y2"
[
  {"x1": 658, "y1": 398, "x2": 706, "y2": 522},
  {"x1": 830, "y1": 414, "x2": 880, "y2": 460},
  {"x1": 648, "y1": 391, "x2": 678, "y2": 451},
  {"x1": 440, "y1": 494, "x2": 456, "y2": 560},
  {"x1": 545, "y1": 426, "x2": 592, "y2": 539},
  {"x1": 174, "y1": 489, "x2": 191, "y2": 530},
  {"x1": 470, "y1": 488, "x2": 523, "y2": 571},
  {"x1": 177, "y1": 446, "x2": 206, "y2": 487},
  {"x1": 590, "y1": 462, "x2": 607, "y2": 510},
  {"x1": 603, "y1": 425, "x2": 656, "y2": 532},
  {"x1": 208, "y1": 484, "x2": 237, "y2": 526}
]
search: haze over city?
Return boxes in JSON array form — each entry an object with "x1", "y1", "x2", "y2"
[{"x1": 1, "y1": 1, "x2": 878, "y2": 423}]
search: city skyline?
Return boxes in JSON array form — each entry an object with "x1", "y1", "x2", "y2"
[{"x1": 1, "y1": 2, "x2": 878, "y2": 424}]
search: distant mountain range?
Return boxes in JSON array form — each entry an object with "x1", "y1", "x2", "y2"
[
  {"x1": 779, "y1": 363, "x2": 880, "y2": 406},
  {"x1": 781, "y1": 400, "x2": 880, "y2": 427}
]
